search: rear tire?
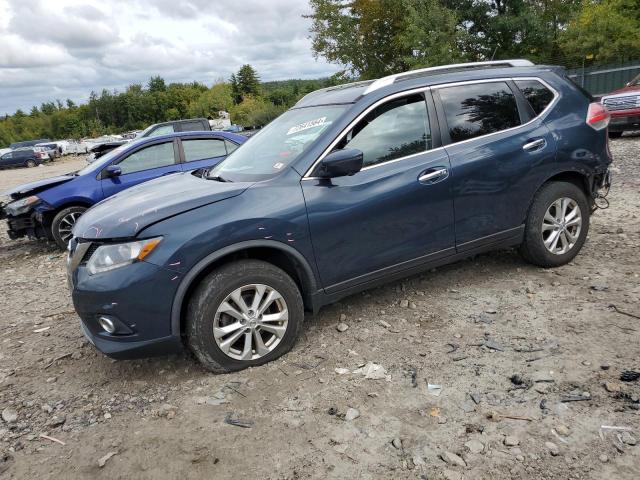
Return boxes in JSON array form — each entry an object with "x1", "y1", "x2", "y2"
[
  {"x1": 186, "y1": 259, "x2": 304, "y2": 373},
  {"x1": 608, "y1": 131, "x2": 623, "y2": 139},
  {"x1": 51, "y1": 206, "x2": 87, "y2": 249},
  {"x1": 25, "y1": 160, "x2": 36, "y2": 168},
  {"x1": 520, "y1": 181, "x2": 590, "y2": 268}
]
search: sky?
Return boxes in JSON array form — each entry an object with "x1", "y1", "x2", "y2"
[{"x1": 0, "y1": 0, "x2": 341, "y2": 115}]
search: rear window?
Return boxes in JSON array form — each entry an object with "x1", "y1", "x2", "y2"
[
  {"x1": 179, "y1": 121, "x2": 207, "y2": 132},
  {"x1": 515, "y1": 80, "x2": 554, "y2": 115},
  {"x1": 438, "y1": 82, "x2": 521, "y2": 143}
]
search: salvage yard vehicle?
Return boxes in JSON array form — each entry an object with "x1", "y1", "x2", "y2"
[
  {"x1": 86, "y1": 140, "x2": 129, "y2": 163},
  {"x1": 137, "y1": 118, "x2": 211, "y2": 138},
  {"x1": 0, "y1": 148, "x2": 46, "y2": 169},
  {"x1": 600, "y1": 73, "x2": 640, "y2": 138},
  {"x1": 2, "y1": 131, "x2": 245, "y2": 248},
  {"x1": 67, "y1": 60, "x2": 612, "y2": 372}
]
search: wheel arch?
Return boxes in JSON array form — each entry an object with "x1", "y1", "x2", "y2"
[
  {"x1": 170, "y1": 240, "x2": 319, "y2": 337},
  {"x1": 523, "y1": 170, "x2": 593, "y2": 225},
  {"x1": 42, "y1": 200, "x2": 93, "y2": 226}
]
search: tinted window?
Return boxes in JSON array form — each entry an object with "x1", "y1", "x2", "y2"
[
  {"x1": 179, "y1": 121, "x2": 206, "y2": 132},
  {"x1": 117, "y1": 142, "x2": 175, "y2": 174},
  {"x1": 439, "y1": 82, "x2": 521, "y2": 143},
  {"x1": 147, "y1": 125, "x2": 174, "y2": 137},
  {"x1": 338, "y1": 94, "x2": 430, "y2": 168},
  {"x1": 515, "y1": 80, "x2": 554, "y2": 115},
  {"x1": 182, "y1": 138, "x2": 226, "y2": 162}
]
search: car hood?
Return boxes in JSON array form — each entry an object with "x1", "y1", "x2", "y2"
[
  {"x1": 4, "y1": 175, "x2": 75, "y2": 199},
  {"x1": 73, "y1": 172, "x2": 251, "y2": 240}
]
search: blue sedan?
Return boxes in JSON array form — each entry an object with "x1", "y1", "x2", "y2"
[{"x1": 2, "y1": 131, "x2": 246, "y2": 248}]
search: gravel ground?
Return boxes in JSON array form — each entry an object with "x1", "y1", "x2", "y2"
[{"x1": 0, "y1": 137, "x2": 639, "y2": 479}]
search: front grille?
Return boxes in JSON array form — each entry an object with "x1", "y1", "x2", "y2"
[
  {"x1": 8, "y1": 216, "x2": 35, "y2": 230},
  {"x1": 603, "y1": 95, "x2": 640, "y2": 111}
]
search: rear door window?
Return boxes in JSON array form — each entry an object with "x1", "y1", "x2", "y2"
[
  {"x1": 515, "y1": 80, "x2": 555, "y2": 115},
  {"x1": 182, "y1": 138, "x2": 227, "y2": 162},
  {"x1": 438, "y1": 82, "x2": 521, "y2": 143},
  {"x1": 336, "y1": 93, "x2": 431, "y2": 168}
]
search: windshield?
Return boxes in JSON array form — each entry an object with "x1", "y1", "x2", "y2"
[
  {"x1": 208, "y1": 105, "x2": 347, "y2": 181},
  {"x1": 75, "y1": 142, "x2": 131, "y2": 176}
]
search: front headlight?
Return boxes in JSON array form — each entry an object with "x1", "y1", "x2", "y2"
[
  {"x1": 86, "y1": 237, "x2": 162, "y2": 275},
  {"x1": 10, "y1": 195, "x2": 40, "y2": 208},
  {"x1": 5, "y1": 195, "x2": 40, "y2": 215}
]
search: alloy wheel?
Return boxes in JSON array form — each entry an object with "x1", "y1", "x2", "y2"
[
  {"x1": 541, "y1": 197, "x2": 582, "y2": 255},
  {"x1": 213, "y1": 284, "x2": 289, "y2": 361},
  {"x1": 57, "y1": 212, "x2": 83, "y2": 244}
]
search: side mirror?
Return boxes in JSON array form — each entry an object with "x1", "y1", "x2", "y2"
[
  {"x1": 104, "y1": 165, "x2": 122, "y2": 178},
  {"x1": 318, "y1": 148, "x2": 363, "y2": 178}
]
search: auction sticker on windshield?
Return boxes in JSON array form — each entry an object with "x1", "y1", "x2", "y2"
[{"x1": 287, "y1": 117, "x2": 327, "y2": 135}]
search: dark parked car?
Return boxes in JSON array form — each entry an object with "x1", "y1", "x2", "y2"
[
  {"x1": 9, "y1": 139, "x2": 51, "y2": 149},
  {"x1": 600, "y1": 73, "x2": 640, "y2": 138},
  {"x1": 138, "y1": 118, "x2": 211, "y2": 138},
  {"x1": 67, "y1": 60, "x2": 612, "y2": 372},
  {"x1": 0, "y1": 148, "x2": 46, "y2": 169},
  {"x1": 2, "y1": 131, "x2": 245, "y2": 248}
]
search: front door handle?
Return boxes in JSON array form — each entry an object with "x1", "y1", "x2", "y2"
[
  {"x1": 418, "y1": 167, "x2": 448, "y2": 184},
  {"x1": 522, "y1": 138, "x2": 546, "y2": 152}
]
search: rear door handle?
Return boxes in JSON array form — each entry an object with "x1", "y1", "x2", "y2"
[
  {"x1": 418, "y1": 167, "x2": 448, "y2": 183},
  {"x1": 522, "y1": 138, "x2": 546, "y2": 152}
]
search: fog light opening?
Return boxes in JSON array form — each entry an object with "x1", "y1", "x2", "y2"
[{"x1": 98, "y1": 316, "x2": 116, "y2": 334}]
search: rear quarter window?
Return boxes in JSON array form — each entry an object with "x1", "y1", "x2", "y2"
[{"x1": 515, "y1": 80, "x2": 555, "y2": 115}]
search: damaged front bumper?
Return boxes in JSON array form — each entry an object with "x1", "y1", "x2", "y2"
[{"x1": 2, "y1": 198, "x2": 53, "y2": 240}]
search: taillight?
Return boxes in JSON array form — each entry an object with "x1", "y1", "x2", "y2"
[{"x1": 586, "y1": 102, "x2": 610, "y2": 130}]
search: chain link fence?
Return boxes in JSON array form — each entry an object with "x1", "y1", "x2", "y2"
[{"x1": 565, "y1": 60, "x2": 640, "y2": 97}]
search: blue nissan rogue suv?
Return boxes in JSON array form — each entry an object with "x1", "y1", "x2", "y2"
[{"x1": 67, "y1": 60, "x2": 613, "y2": 372}]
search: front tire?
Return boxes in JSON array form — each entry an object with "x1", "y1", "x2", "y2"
[
  {"x1": 186, "y1": 260, "x2": 304, "y2": 373},
  {"x1": 520, "y1": 181, "x2": 590, "y2": 268},
  {"x1": 51, "y1": 206, "x2": 87, "y2": 249},
  {"x1": 608, "y1": 131, "x2": 623, "y2": 139}
]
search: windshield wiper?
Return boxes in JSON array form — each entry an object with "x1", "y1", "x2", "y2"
[{"x1": 207, "y1": 175, "x2": 231, "y2": 182}]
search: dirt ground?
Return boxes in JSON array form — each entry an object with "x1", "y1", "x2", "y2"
[{"x1": 0, "y1": 138, "x2": 639, "y2": 480}]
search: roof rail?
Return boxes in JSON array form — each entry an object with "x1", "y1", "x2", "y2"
[{"x1": 362, "y1": 59, "x2": 535, "y2": 95}]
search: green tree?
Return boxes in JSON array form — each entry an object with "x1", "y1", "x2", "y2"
[
  {"x1": 560, "y1": 0, "x2": 640, "y2": 64},
  {"x1": 187, "y1": 83, "x2": 234, "y2": 118},
  {"x1": 399, "y1": 0, "x2": 466, "y2": 68},
  {"x1": 230, "y1": 95, "x2": 283, "y2": 128},
  {"x1": 236, "y1": 65, "x2": 261, "y2": 98},
  {"x1": 229, "y1": 73, "x2": 242, "y2": 104},
  {"x1": 148, "y1": 76, "x2": 167, "y2": 93},
  {"x1": 306, "y1": 0, "x2": 409, "y2": 79}
]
